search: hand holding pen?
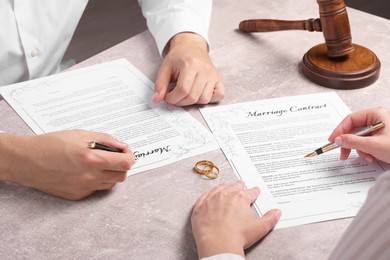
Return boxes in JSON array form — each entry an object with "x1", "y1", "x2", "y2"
[
  {"x1": 307, "y1": 107, "x2": 390, "y2": 164},
  {"x1": 305, "y1": 122, "x2": 385, "y2": 157},
  {"x1": 1, "y1": 130, "x2": 136, "y2": 200}
]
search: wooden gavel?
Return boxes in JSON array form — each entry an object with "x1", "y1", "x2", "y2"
[{"x1": 239, "y1": 0, "x2": 380, "y2": 89}]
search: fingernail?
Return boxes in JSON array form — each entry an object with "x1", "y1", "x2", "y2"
[
  {"x1": 152, "y1": 91, "x2": 159, "y2": 100},
  {"x1": 365, "y1": 157, "x2": 373, "y2": 163},
  {"x1": 274, "y1": 209, "x2": 282, "y2": 220},
  {"x1": 334, "y1": 137, "x2": 342, "y2": 146},
  {"x1": 118, "y1": 140, "x2": 127, "y2": 145}
]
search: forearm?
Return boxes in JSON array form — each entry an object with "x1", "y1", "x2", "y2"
[{"x1": 0, "y1": 133, "x2": 32, "y2": 184}]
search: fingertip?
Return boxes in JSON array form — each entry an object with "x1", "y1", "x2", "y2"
[
  {"x1": 365, "y1": 156, "x2": 374, "y2": 163},
  {"x1": 261, "y1": 208, "x2": 282, "y2": 228},
  {"x1": 328, "y1": 125, "x2": 346, "y2": 142},
  {"x1": 271, "y1": 209, "x2": 282, "y2": 221},
  {"x1": 339, "y1": 148, "x2": 351, "y2": 160},
  {"x1": 152, "y1": 91, "x2": 162, "y2": 103},
  {"x1": 357, "y1": 150, "x2": 375, "y2": 163},
  {"x1": 253, "y1": 208, "x2": 281, "y2": 238},
  {"x1": 130, "y1": 153, "x2": 137, "y2": 165},
  {"x1": 114, "y1": 140, "x2": 128, "y2": 150},
  {"x1": 154, "y1": 70, "x2": 170, "y2": 103},
  {"x1": 210, "y1": 81, "x2": 225, "y2": 103},
  {"x1": 334, "y1": 136, "x2": 342, "y2": 146}
]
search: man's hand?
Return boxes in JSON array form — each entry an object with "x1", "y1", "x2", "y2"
[
  {"x1": 0, "y1": 130, "x2": 135, "y2": 200},
  {"x1": 152, "y1": 32, "x2": 225, "y2": 106}
]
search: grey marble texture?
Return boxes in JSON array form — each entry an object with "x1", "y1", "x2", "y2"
[{"x1": 1, "y1": 0, "x2": 390, "y2": 259}]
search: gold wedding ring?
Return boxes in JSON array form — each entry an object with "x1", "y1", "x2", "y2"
[{"x1": 194, "y1": 160, "x2": 220, "y2": 179}]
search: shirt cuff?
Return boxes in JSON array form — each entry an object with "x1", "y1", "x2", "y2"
[
  {"x1": 201, "y1": 253, "x2": 245, "y2": 260},
  {"x1": 140, "y1": 0, "x2": 211, "y2": 56},
  {"x1": 153, "y1": 12, "x2": 211, "y2": 57}
]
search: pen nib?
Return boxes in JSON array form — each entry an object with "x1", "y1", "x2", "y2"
[{"x1": 304, "y1": 151, "x2": 317, "y2": 158}]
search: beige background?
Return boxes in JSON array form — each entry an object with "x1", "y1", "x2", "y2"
[{"x1": 1, "y1": 0, "x2": 390, "y2": 259}]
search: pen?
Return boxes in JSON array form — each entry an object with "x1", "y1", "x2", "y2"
[
  {"x1": 87, "y1": 141, "x2": 122, "y2": 153},
  {"x1": 304, "y1": 121, "x2": 385, "y2": 158}
]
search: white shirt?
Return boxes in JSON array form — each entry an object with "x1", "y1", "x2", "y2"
[{"x1": 0, "y1": 0, "x2": 211, "y2": 86}]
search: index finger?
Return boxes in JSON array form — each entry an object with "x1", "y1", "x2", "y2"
[
  {"x1": 165, "y1": 69, "x2": 196, "y2": 105},
  {"x1": 328, "y1": 110, "x2": 370, "y2": 141},
  {"x1": 91, "y1": 150, "x2": 135, "y2": 171},
  {"x1": 242, "y1": 186, "x2": 260, "y2": 204}
]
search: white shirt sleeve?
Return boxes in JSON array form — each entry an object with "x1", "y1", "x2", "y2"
[
  {"x1": 201, "y1": 254, "x2": 245, "y2": 260},
  {"x1": 0, "y1": 0, "x2": 88, "y2": 86},
  {"x1": 138, "y1": 0, "x2": 212, "y2": 56},
  {"x1": 328, "y1": 170, "x2": 390, "y2": 260}
]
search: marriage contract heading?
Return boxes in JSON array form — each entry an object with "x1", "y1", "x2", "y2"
[
  {"x1": 0, "y1": 59, "x2": 218, "y2": 175},
  {"x1": 200, "y1": 92, "x2": 385, "y2": 228}
]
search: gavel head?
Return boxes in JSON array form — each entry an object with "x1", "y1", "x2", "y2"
[
  {"x1": 317, "y1": 0, "x2": 354, "y2": 58},
  {"x1": 238, "y1": 0, "x2": 380, "y2": 89}
]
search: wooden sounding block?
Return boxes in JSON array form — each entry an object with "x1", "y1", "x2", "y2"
[{"x1": 239, "y1": 0, "x2": 381, "y2": 89}]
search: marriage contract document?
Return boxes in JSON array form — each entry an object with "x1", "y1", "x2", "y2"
[
  {"x1": 200, "y1": 92, "x2": 385, "y2": 228},
  {"x1": 0, "y1": 59, "x2": 218, "y2": 175}
]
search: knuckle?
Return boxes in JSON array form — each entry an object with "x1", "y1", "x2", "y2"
[
  {"x1": 107, "y1": 183, "x2": 116, "y2": 189},
  {"x1": 197, "y1": 95, "x2": 212, "y2": 105},
  {"x1": 182, "y1": 56, "x2": 198, "y2": 67},
  {"x1": 175, "y1": 84, "x2": 191, "y2": 96},
  {"x1": 100, "y1": 132, "x2": 112, "y2": 140},
  {"x1": 215, "y1": 190, "x2": 227, "y2": 200},
  {"x1": 119, "y1": 159, "x2": 132, "y2": 171},
  {"x1": 81, "y1": 172, "x2": 97, "y2": 183},
  {"x1": 237, "y1": 191, "x2": 246, "y2": 199},
  {"x1": 191, "y1": 207, "x2": 201, "y2": 218},
  {"x1": 216, "y1": 86, "x2": 226, "y2": 99},
  {"x1": 117, "y1": 172, "x2": 127, "y2": 182},
  {"x1": 80, "y1": 151, "x2": 99, "y2": 167},
  {"x1": 184, "y1": 94, "x2": 199, "y2": 104}
]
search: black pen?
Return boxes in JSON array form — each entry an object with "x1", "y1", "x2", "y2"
[
  {"x1": 87, "y1": 141, "x2": 122, "y2": 153},
  {"x1": 305, "y1": 122, "x2": 385, "y2": 158}
]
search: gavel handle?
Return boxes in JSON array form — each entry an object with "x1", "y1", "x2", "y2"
[{"x1": 239, "y1": 18, "x2": 322, "y2": 33}]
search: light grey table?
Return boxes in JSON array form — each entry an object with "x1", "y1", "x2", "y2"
[{"x1": 1, "y1": 1, "x2": 389, "y2": 259}]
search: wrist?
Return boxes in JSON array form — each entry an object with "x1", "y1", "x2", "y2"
[
  {"x1": 167, "y1": 32, "x2": 208, "y2": 54},
  {"x1": 196, "y1": 233, "x2": 245, "y2": 259},
  {"x1": 0, "y1": 133, "x2": 14, "y2": 182},
  {"x1": 0, "y1": 134, "x2": 31, "y2": 183}
]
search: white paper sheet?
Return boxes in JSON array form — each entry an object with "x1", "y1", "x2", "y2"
[
  {"x1": 0, "y1": 59, "x2": 218, "y2": 175},
  {"x1": 200, "y1": 92, "x2": 385, "y2": 228}
]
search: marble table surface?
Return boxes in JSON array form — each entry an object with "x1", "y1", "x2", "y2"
[{"x1": 1, "y1": 0, "x2": 390, "y2": 259}]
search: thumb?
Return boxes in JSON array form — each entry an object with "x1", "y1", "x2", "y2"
[
  {"x1": 335, "y1": 134, "x2": 374, "y2": 152},
  {"x1": 153, "y1": 63, "x2": 172, "y2": 104},
  {"x1": 245, "y1": 209, "x2": 281, "y2": 249}
]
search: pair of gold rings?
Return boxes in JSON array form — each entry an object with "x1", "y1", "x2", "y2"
[{"x1": 194, "y1": 160, "x2": 220, "y2": 179}]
